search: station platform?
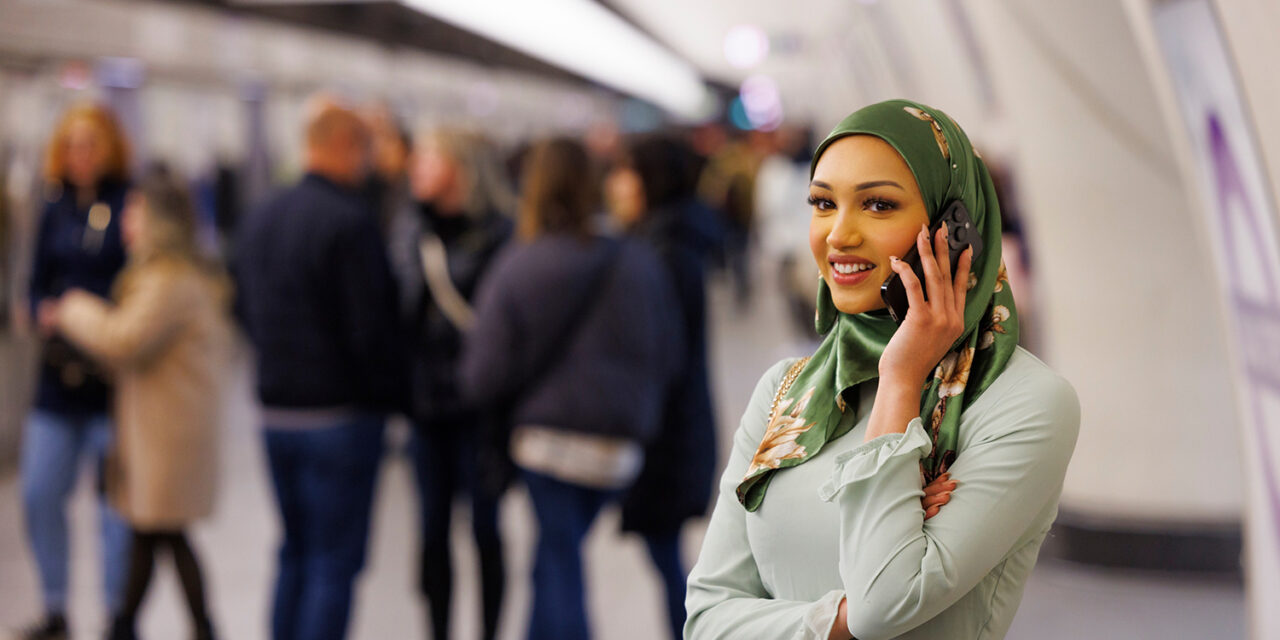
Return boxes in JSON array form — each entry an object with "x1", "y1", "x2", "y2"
[{"x1": 0, "y1": 267, "x2": 1245, "y2": 640}]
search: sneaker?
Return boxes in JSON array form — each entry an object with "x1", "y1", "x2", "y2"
[{"x1": 14, "y1": 613, "x2": 68, "y2": 640}]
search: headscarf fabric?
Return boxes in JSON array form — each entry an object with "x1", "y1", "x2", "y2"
[{"x1": 736, "y1": 99, "x2": 1019, "y2": 512}]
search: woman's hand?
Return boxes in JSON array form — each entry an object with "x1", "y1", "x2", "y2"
[
  {"x1": 36, "y1": 299, "x2": 61, "y2": 338},
  {"x1": 864, "y1": 224, "x2": 972, "y2": 443},
  {"x1": 878, "y1": 223, "x2": 973, "y2": 388},
  {"x1": 922, "y1": 472, "x2": 956, "y2": 520}
]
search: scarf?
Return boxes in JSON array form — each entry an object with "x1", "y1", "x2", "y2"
[{"x1": 736, "y1": 99, "x2": 1019, "y2": 512}]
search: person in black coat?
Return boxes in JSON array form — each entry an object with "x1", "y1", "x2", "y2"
[
  {"x1": 17, "y1": 103, "x2": 134, "y2": 640},
  {"x1": 604, "y1": 134, "x2": 718, "y2": 640},
  {"x1": 387, "y1": 128, "x2": 513, "y2": 640},
  {"x1": 234, "y1": 101, "x2": 403, "y2": 640}
]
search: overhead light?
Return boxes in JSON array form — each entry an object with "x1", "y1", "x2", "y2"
[
  {"x1": 400, "y1": 0, "x2": 712, "y2": 119},
  {"x1": 724, "y1": 24, "x2": 769, "y2": 70}
]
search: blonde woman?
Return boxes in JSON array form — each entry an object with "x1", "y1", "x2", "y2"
[{"x1": 50, "y1": 172, "x2": 233, "y2": 640}]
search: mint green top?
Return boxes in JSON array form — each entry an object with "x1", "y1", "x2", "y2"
[{"x1": 686, "y1": 348, "x2": 1079, "y2": 640}]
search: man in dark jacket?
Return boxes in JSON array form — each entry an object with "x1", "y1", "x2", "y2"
[{"x1": 235, "y1": 100, "x2": 402, "y2": 640}]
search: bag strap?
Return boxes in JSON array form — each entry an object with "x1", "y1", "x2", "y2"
[
  {"x1": 768, "y1": 356, "x2": 810, "y2": 424},
  {"x1": 506, "y1": 237, "x2": 624, "y2": 409},
  {"x1": 418, "y1": 233, "x2": 476, "y2": 332}
]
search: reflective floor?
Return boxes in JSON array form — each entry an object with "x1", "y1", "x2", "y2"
[{"x1": 0, "y1": 265, "x2": 1247, "y2": 639}]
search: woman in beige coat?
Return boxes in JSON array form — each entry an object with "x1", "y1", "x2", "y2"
[{"x1": 45, "y1": 171, "x2": 232, "y2": 640}]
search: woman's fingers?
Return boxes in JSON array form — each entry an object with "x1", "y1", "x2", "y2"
[
  {"x1": 922, "y1": 491, "x2": 951, "y2": 510},
  {"x1": 922, "y1": 473, "x2": 956, "y2": 519},
  {"x1": 915, "y1": 225, "x2": 944, "y2": 304},
  {"x1": 953, "y1": 247, "x2": 973, "y2": 314},
  {"x1": 933, "y1": 223, "x2": 956, "y2": 311},
  {"x1": 890, "y1": 253, "x2": 927, "y2": 313}
]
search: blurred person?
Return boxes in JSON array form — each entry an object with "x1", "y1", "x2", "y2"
[
  {"x1": 16, "y1": 103, "x2": 133, "y2": 640},
  {"x1": 460, "y1": 138, "x2": 682, "y2": 640},
  {"x1": 696, "y1": 133, "x2": 763, "y2": 308},
  {"x1": 387, "y1": 128, "x2": 514, "y2": 640},
  {"x1": 755, "y1": 126, "x2": 822, "y2": 338},
  {"x1": 603, "y1": 134, "x2": 717, "y2": 640},
  {"x1": 46, "y1": 171, "x2": 233, "y2": 640},
  {"x1": 684, "y1": 100, "x2": 1079, "y2": 640},
  {"x1": 234, "y1": 101, "x2": 403, "y2": 640},
  {"x1": 362, "y1": 103, "x2": 412, "y2": 236}
]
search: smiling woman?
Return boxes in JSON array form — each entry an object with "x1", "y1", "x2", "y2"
[
  {"x1": 807, "y1": 136, "x2": 930, "y2": 315},
  {"x1": 685, "y1": 100, "x2": 1080, "y2": 640}
]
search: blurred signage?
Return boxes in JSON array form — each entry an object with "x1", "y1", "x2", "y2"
[{"x1": 1152, "y1": 0, "x2": 1280, "y2": 635}]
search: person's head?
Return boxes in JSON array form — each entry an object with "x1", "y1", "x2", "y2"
[
  {"x1": 410, "y1": 128, "x2": 514, "y2": 219},
  {"x1": 365, "y1": 104, "x2": 411, "y2": 183},
  {"x1": 808, "y1": 100, "x2": 998, "y2": 321},
  {"x1": 304, "y1": 100, "x2": 369, "y2": 187},
  {"x1": 43, "y1": 103, "x2": 131, "y2": 189},
  {"x1": 809, "y1": 134, "x2": 930, "y2": 315},
  {"x1": 518, "y1": 137, "x2": 593, "y2": 240},
  {"x1": 605, "y1": 134, "x2": 695, "y2": 229},
  {"x1": 122, "y1": 169, "x2": 199, "y2": 258}
]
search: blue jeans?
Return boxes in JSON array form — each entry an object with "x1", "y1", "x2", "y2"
[
  {"x1": 522, "y1": 470, "x2": 616, "y2": 640},
  {"x1": 20, "y1": 409, "x2": 131, "y2": 614},
  {"x1": 264, "y1": 415, "x2": 385, "y2": 640}
]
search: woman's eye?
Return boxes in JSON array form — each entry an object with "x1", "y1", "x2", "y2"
[
  {"x1": 863, "y1": 197, "x2": 898, "y2": 213},
  {"x1": 807, "y1": 195, "x2": 835, "y2": 211}
]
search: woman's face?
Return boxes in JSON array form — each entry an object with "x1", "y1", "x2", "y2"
[
  {"x1": 409, "y1": 141, "x2": 461, "y2": 213},
  {"x1": 65, "y1": 118, "x2": 109, "y2": 189},
  {"x1": 808, "y1": 135, "x2": 930, "y2": 315},
  {"x1": 121, "y1": 191, "x2": 150, "y2": 253},
  {"x1": 604, "y1": 165, "x2": 645, "y2": 229}
]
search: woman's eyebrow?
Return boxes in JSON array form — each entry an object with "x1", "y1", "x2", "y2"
[
  {"x1": 855, "y1": 180, "x2": 904, "y2": 191},
  {"x1": 809, "y1": 179, "x2": 906, "y2": 191}
]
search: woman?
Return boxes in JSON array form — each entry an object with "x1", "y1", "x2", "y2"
[
  {"x1": 604, "y1": 134, "x2": 718, "y2": 640},
  {"x1": 460, "y1": 137, "x2": 682, "y2": 640},
  {"x1": 685, "y1": 100, "x2": 1080, "y2": 640},
  {"x1": 20, "y1": 103, "x2": 133, "y2": 640},
  {"x1": 50, "y1": 172, "x2": 233, "y2": 640},
  {"x1": 388, "y1": 128, "x2": 513, "y2": 640}
]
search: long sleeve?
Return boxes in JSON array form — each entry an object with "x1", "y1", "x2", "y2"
[
  {"x1": 685, "y1": 359, "x2": 846, "y2": 640},
  {"x1": 821, "y1": 370, "x2": 1079, "y2": 640},
  {"x1": 56, "y1": 268, "x2": 190, "y2": 369},
  {"x1": 458, "y1": 251, "x2": 519, "y2": 404},
  {"x1": 27, "y1": 202, "x2": 56, "y2": 317}
]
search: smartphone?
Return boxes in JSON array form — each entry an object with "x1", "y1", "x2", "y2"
[{"x1": 880, "y1": 200, "x2": 984, "y2": 323}]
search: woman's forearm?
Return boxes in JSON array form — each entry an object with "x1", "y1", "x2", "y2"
[{"x1": 864, "y1": 374, "x2": 924, "y2": 441}]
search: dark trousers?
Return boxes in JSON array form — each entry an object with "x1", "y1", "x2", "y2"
[
  {"x1": 263, "y1": 415, "x2": 385, "y2": 640},
  {"x1": 410, "y1": 413, "x2": 505, "y2": 640},
  {"x1": 641, "y1": 529, "x2": 686, "y2": 640},
  {"x1": 522, "y1": 470, "x2": 616, "y2": 640}
]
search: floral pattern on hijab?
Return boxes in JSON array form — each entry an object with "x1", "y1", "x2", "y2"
[{"x1": 736, "y1": 99, "x2": 1021, "y2": 512}]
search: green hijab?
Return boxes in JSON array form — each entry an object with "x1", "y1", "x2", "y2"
[{"x1": 736, "y1": 99, "x2": 1019, "y2": 512}]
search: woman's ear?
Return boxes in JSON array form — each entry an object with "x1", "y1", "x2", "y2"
[{"x1": 816, "y1": 277, "x2": 838, "y2": 334}]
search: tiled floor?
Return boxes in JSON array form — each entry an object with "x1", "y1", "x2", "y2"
[{"x1": 0, "y1": 265, "x2": 1246, "y2": 639}]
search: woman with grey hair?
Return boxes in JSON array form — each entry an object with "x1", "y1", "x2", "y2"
[{"x1": 388, "y1": 128, "x2": 514, "y2": 640}]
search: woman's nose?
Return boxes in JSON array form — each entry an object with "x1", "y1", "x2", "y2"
[{"x1": 827, "y1": 212, "x2": 863, "y2": 249}]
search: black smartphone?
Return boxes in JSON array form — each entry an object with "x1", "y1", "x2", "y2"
[{"x1": 879, "y1": 200, "x2": 984, "y2": 323}]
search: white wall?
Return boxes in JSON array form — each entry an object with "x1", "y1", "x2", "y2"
[{"x1": 961, "y1": 0, "x2": 1244, "y2": 523}]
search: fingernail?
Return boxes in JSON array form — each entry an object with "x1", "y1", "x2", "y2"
[
  {"x1": 890, "y1": 256, "x2": 899, "y2": 262},
  {"x1": 941, "y1": 221, "x2": 949, "y2": 236}
]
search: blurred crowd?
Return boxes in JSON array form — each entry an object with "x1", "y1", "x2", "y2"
[{"x1": 1, "y1": 96, "x2": 822, "y2": 640}]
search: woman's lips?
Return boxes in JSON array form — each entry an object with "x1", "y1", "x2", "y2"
[{"x1": 828, "y1": 255, "x2": 876, "y2": 286}]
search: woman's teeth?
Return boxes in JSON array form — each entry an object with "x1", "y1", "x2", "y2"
[{"x1": 832, "y1": 262, "x2": 874, "y2": 275}]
